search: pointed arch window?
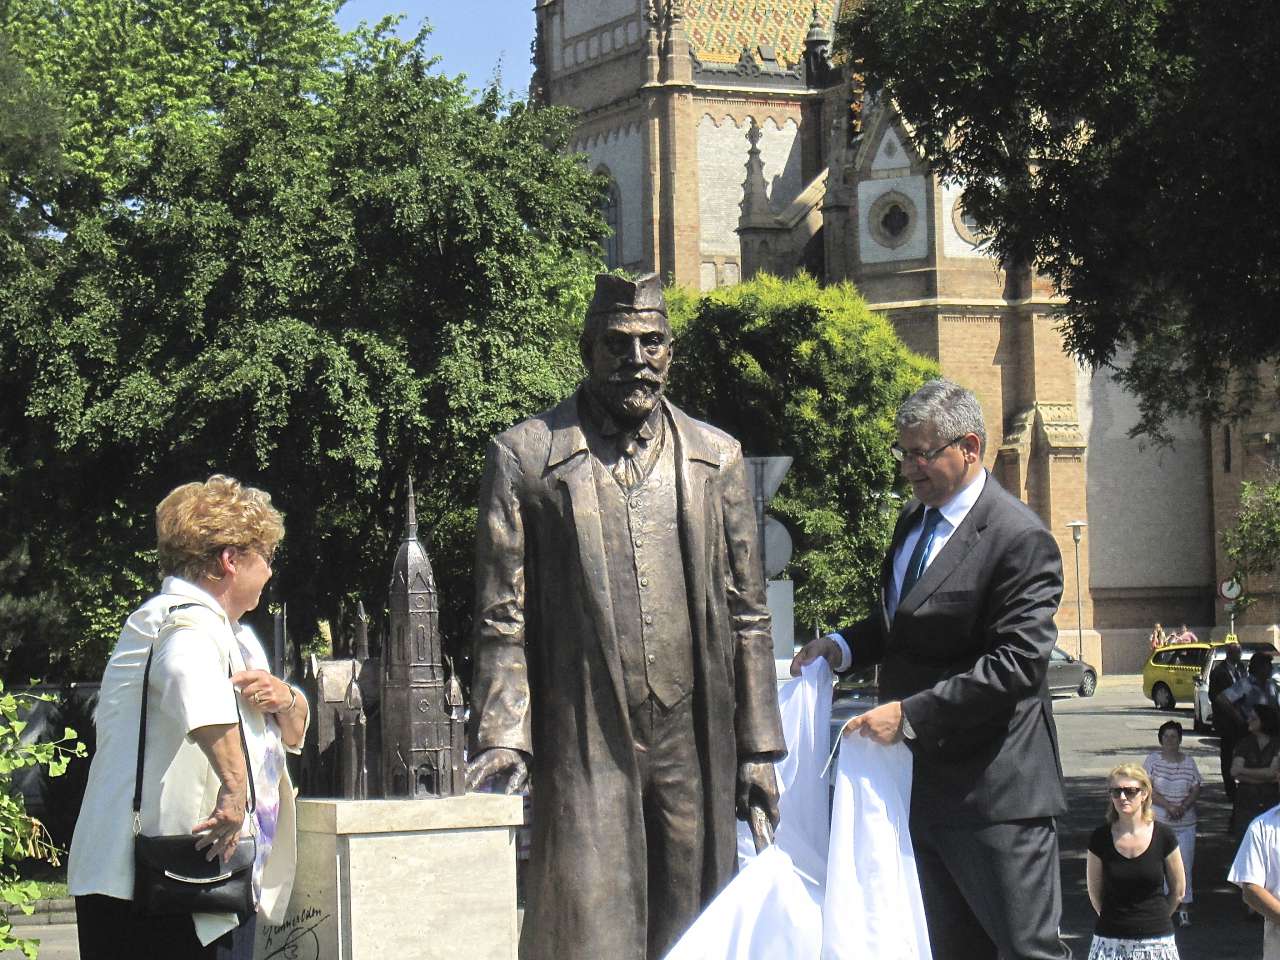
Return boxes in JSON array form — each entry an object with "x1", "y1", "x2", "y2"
[{"x1": 598, "y1": 167, "x2": 622, "y2": 269}]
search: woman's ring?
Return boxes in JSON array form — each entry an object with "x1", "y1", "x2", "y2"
[{"x1": 254, "y1": 692, "x2": 263, "y2": 703}]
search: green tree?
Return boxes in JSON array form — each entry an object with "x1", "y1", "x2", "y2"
[
  {"x1": 0, "y1": 33, "x2": 64, "y2": 243},
  {"x1": 667, "y1": 274, "x2": 936, "y2": 631},
  {"x1": 839, "y1": 0, "x2": 1280, "y2": 440},
  {"x1": 0, "y1": 14, "x2": 605, "y2": 678},
  {"x1": 1222, "y1": 470, "x2": 1280, "y2": 607},
  {"x1": 1, "y1": 0, "x2": 348, "y2": 209}
]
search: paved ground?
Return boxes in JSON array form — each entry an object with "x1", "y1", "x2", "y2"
[
  {"x1": 3, "y1": 923, "x2": 77, "y2": 960},
  {"x1": 8, "y1": 674, "x2": 1268, "y2": 959}
]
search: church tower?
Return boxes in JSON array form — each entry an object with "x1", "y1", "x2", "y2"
[
  {"x1": 383, "y1": 478, "x2": 465, "y2": 798},
  {"x1": 834, "y1": 100, "x2": 1095, "y2": 641},
  {"x1": 533, "y1": 0, "x2": 844, "y2": 288}
]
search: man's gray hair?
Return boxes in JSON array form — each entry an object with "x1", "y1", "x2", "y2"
[{"x1": 895, "y1": 379, "x2": 987, "y2": 453}]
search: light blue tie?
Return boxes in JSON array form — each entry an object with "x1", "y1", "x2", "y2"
[{"x1": 899, "y1": 507, "x2": 943, "y2": 604}]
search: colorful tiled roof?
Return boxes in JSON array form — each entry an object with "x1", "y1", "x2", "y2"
[{"x1": 684, "y1": 0, "x2": 842, "y2": 68}]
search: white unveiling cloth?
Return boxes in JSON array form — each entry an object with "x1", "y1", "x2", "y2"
[
  {"x1": 823, "y1": 733, "x2": 931, "y2": 959},
  {"x1": 734, "y1": 658, "x2": 833, "y2": 871},
  {"x1": 665, "y1": 660, "x2": 931, "y2": 959}
]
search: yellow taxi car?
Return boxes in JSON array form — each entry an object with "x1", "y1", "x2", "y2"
[{"x1": 1143, "y1": 642, "x2": 1216, "y2": 709}]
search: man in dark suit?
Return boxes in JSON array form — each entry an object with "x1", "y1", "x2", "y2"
[
  {"x1": 793, "y1": 378, "x2": 1069, "y2": 960},
  {"x1": 1209, "y1": 641, "x2": 1246, "y2": 798}
]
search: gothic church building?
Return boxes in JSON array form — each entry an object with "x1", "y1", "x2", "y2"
[{"x1": 531, "y1": 0, "x2": 1257, "y2": 668}]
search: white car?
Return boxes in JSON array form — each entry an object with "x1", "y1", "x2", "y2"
[{"x1": 1193, "y1": 643, "x2": 1276, "y2": 732}]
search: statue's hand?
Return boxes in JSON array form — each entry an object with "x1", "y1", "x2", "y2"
[
  {"x1": 465, "y1": 747, "x2": 529, "y2": 795},
  {"x1": 736, "y1": 758, "x2": 780, "y2": 853}
]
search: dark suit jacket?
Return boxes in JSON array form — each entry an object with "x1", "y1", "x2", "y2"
[
  {"x1": 1209, "y1": 660, "x2": 1245, "y2": 731},
  {"x1": 838, "y1": 472, "x2": 1068, "y2": 825}
]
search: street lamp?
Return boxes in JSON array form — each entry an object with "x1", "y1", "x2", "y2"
[{"x1": 1066, "y1": 521, "x2": 1087, "y2": 660}]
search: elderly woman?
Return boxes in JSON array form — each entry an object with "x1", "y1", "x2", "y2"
[
  {"x1": 1086, "y1": 763, "x2": 1185, "y2": 960},
  {"x1": 68, "y1": 475, "x2": 309, "y2": 959},
  {"x1": 1143, "y1": 721, "x2": 1201, "y2": 927}
]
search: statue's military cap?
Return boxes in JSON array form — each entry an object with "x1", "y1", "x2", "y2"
[{"x1": 586, "y1": 273, "x2": 667, "y2": 317}]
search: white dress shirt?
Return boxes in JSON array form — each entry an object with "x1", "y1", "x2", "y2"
[
  {"x1": 831, "y1": 469, "x2": 987, "y2": 672},
  {"x1": 1229, "y1": 804, "x2": 1280, "y2": 959}
]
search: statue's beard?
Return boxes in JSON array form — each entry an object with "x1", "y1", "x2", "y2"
[{"x1": 594, "y1": 372, "x2": 665, "y2": 424}]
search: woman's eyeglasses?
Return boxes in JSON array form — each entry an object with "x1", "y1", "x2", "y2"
[
  {"x1": 243, "y1": 544, "x2": 277, "y2": 566},
  {"x1": 1109, "y1": 786, "x2": 1143, "y2": 800}
]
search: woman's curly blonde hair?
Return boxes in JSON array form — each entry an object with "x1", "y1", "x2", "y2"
[{"x1": 156, "y1": 475, "x2": 285, "y2": 581}]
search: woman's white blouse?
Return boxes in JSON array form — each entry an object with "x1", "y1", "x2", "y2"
[{"x1": 68, "y1": 577, "x2": 308, "y2": 946}]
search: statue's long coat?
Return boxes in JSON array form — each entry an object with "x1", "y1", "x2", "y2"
[{"x1": 468, "y1": 389, "x2": 786, "y2": 960}]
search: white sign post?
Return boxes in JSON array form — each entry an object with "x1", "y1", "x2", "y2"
[
  {"x1": 1220, "y1": 578, "x2": 1243, "y2": 635},
  {"x1": 745, "y1": 457, "x2": 795, "y2": 666}
]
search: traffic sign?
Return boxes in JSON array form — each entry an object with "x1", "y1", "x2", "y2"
[{"x1": 1219, "y1": 578, "x2": 1243, "y2": 602}]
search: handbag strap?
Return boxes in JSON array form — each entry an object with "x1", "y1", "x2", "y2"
[{"x1": 133, "y1": 604, "x2": 258, "y2": 834}]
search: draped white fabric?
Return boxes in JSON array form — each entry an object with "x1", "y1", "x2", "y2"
[
  {"x1": 823, "y1": 734, "x2": 931, "y2": 960},
  {"x1": 664, "y1": 660, "x2": 932, "y2": 960},
  {"x1": 663, "y1": 844, "x2": 825, "y2": 960},
  {"x1": 735, "y1": 658, "x2": 834, "y2": 872}
]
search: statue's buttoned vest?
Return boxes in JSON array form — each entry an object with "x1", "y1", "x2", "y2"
[{"x1": 590, "y1": 416, "x2": 694, "y2": 710}]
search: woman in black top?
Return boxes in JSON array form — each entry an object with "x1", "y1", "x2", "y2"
[
  {"x1": 1230, "y1": 704, "x2": 1280, "y2": 841},
  {"x1": 1086, "y1": 763, "x2": 1185, "y2": 960}
]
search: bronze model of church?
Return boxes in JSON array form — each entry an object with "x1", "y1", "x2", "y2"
[{"x1": 298, "y1": 478, "x2": 466, "y2": 800}]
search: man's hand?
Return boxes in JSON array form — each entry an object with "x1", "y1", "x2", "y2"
[
  {"x1": 842, "y1": 700, "x2": 904, "y2": 745},
  {"x1": 736, "y1": 758, "x2": 780, "y2": 852},
  {"x1": 789, "y1": 635, "x2": 841, "y2": 677},
  {"x1": 465, "y1": 747, "x2": 530, "y2": 794},
  {"x1": 192, "y1": 782, "x2": 248, "y2": 863}
]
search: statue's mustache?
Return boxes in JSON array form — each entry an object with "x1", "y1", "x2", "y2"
[{"x1": 606, "y1": 372, "x2": 663, "y2": 387}]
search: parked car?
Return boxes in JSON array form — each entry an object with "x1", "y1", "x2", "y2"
[
  {"x1": 1144, "y1": 642, "x2": 1214, "y2": 710},
  {"x1": 1048, "y1": 645, "x2": 1097, "y2": 697},
  {"x1": 1192, "y1": 642, "x2": 1279, "y2": 731}
]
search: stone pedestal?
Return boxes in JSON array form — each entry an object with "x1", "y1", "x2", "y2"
[{"x1": 256, "y1": 794, "x2": 523, "y2": 960}]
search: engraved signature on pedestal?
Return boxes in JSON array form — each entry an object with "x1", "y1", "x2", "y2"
[{"x1": 262, "y1": 906, "x2": 329, "y2": 960}]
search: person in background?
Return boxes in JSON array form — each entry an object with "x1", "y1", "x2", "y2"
[
  {"x1": 68, "y1": 476, "x2": 309, "y2": 960},
  {"x1": 1228, "y1": 801, "x2": 1280, "y2": 958},
  {"x1": 1086, "y1": 763, "x2": 1185, "y2": 960},
  {"x1": 1210, "y1": 641, "x2": 1248, "y2": 799},
  {"x1": 1149, "y1": 624, "x2": 1167, "y2": 651},
  {"x1": 1143, "y1": 721, "x2": 1201, "y2": 927},
  {"x1": 1230, "y1": 704, "x2": 1280, "y2": 843},
  {"x1": 1175, "y1": 624, "x2": 1198, "y2": 644}
]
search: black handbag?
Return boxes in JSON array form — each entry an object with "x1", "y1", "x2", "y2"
[{"x1": 131, "y1": 617, "x2": 258, "y2": 918}]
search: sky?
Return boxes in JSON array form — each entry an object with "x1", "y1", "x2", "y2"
[{"x1": 336, "y1": 0, "x2": 537, "y2": 96}]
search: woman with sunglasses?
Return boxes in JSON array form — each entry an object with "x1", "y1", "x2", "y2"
[{"x1": 1086, "y1": 763, "x2": 1185, "y2": 959}]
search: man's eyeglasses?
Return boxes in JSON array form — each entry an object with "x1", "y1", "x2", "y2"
[
  {"x1": 890, "y1": 436, "x2": 966, "y2": 464},
  {"x1": 1108, "y1": 786, "x2": 1143, "y2": 800}
]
